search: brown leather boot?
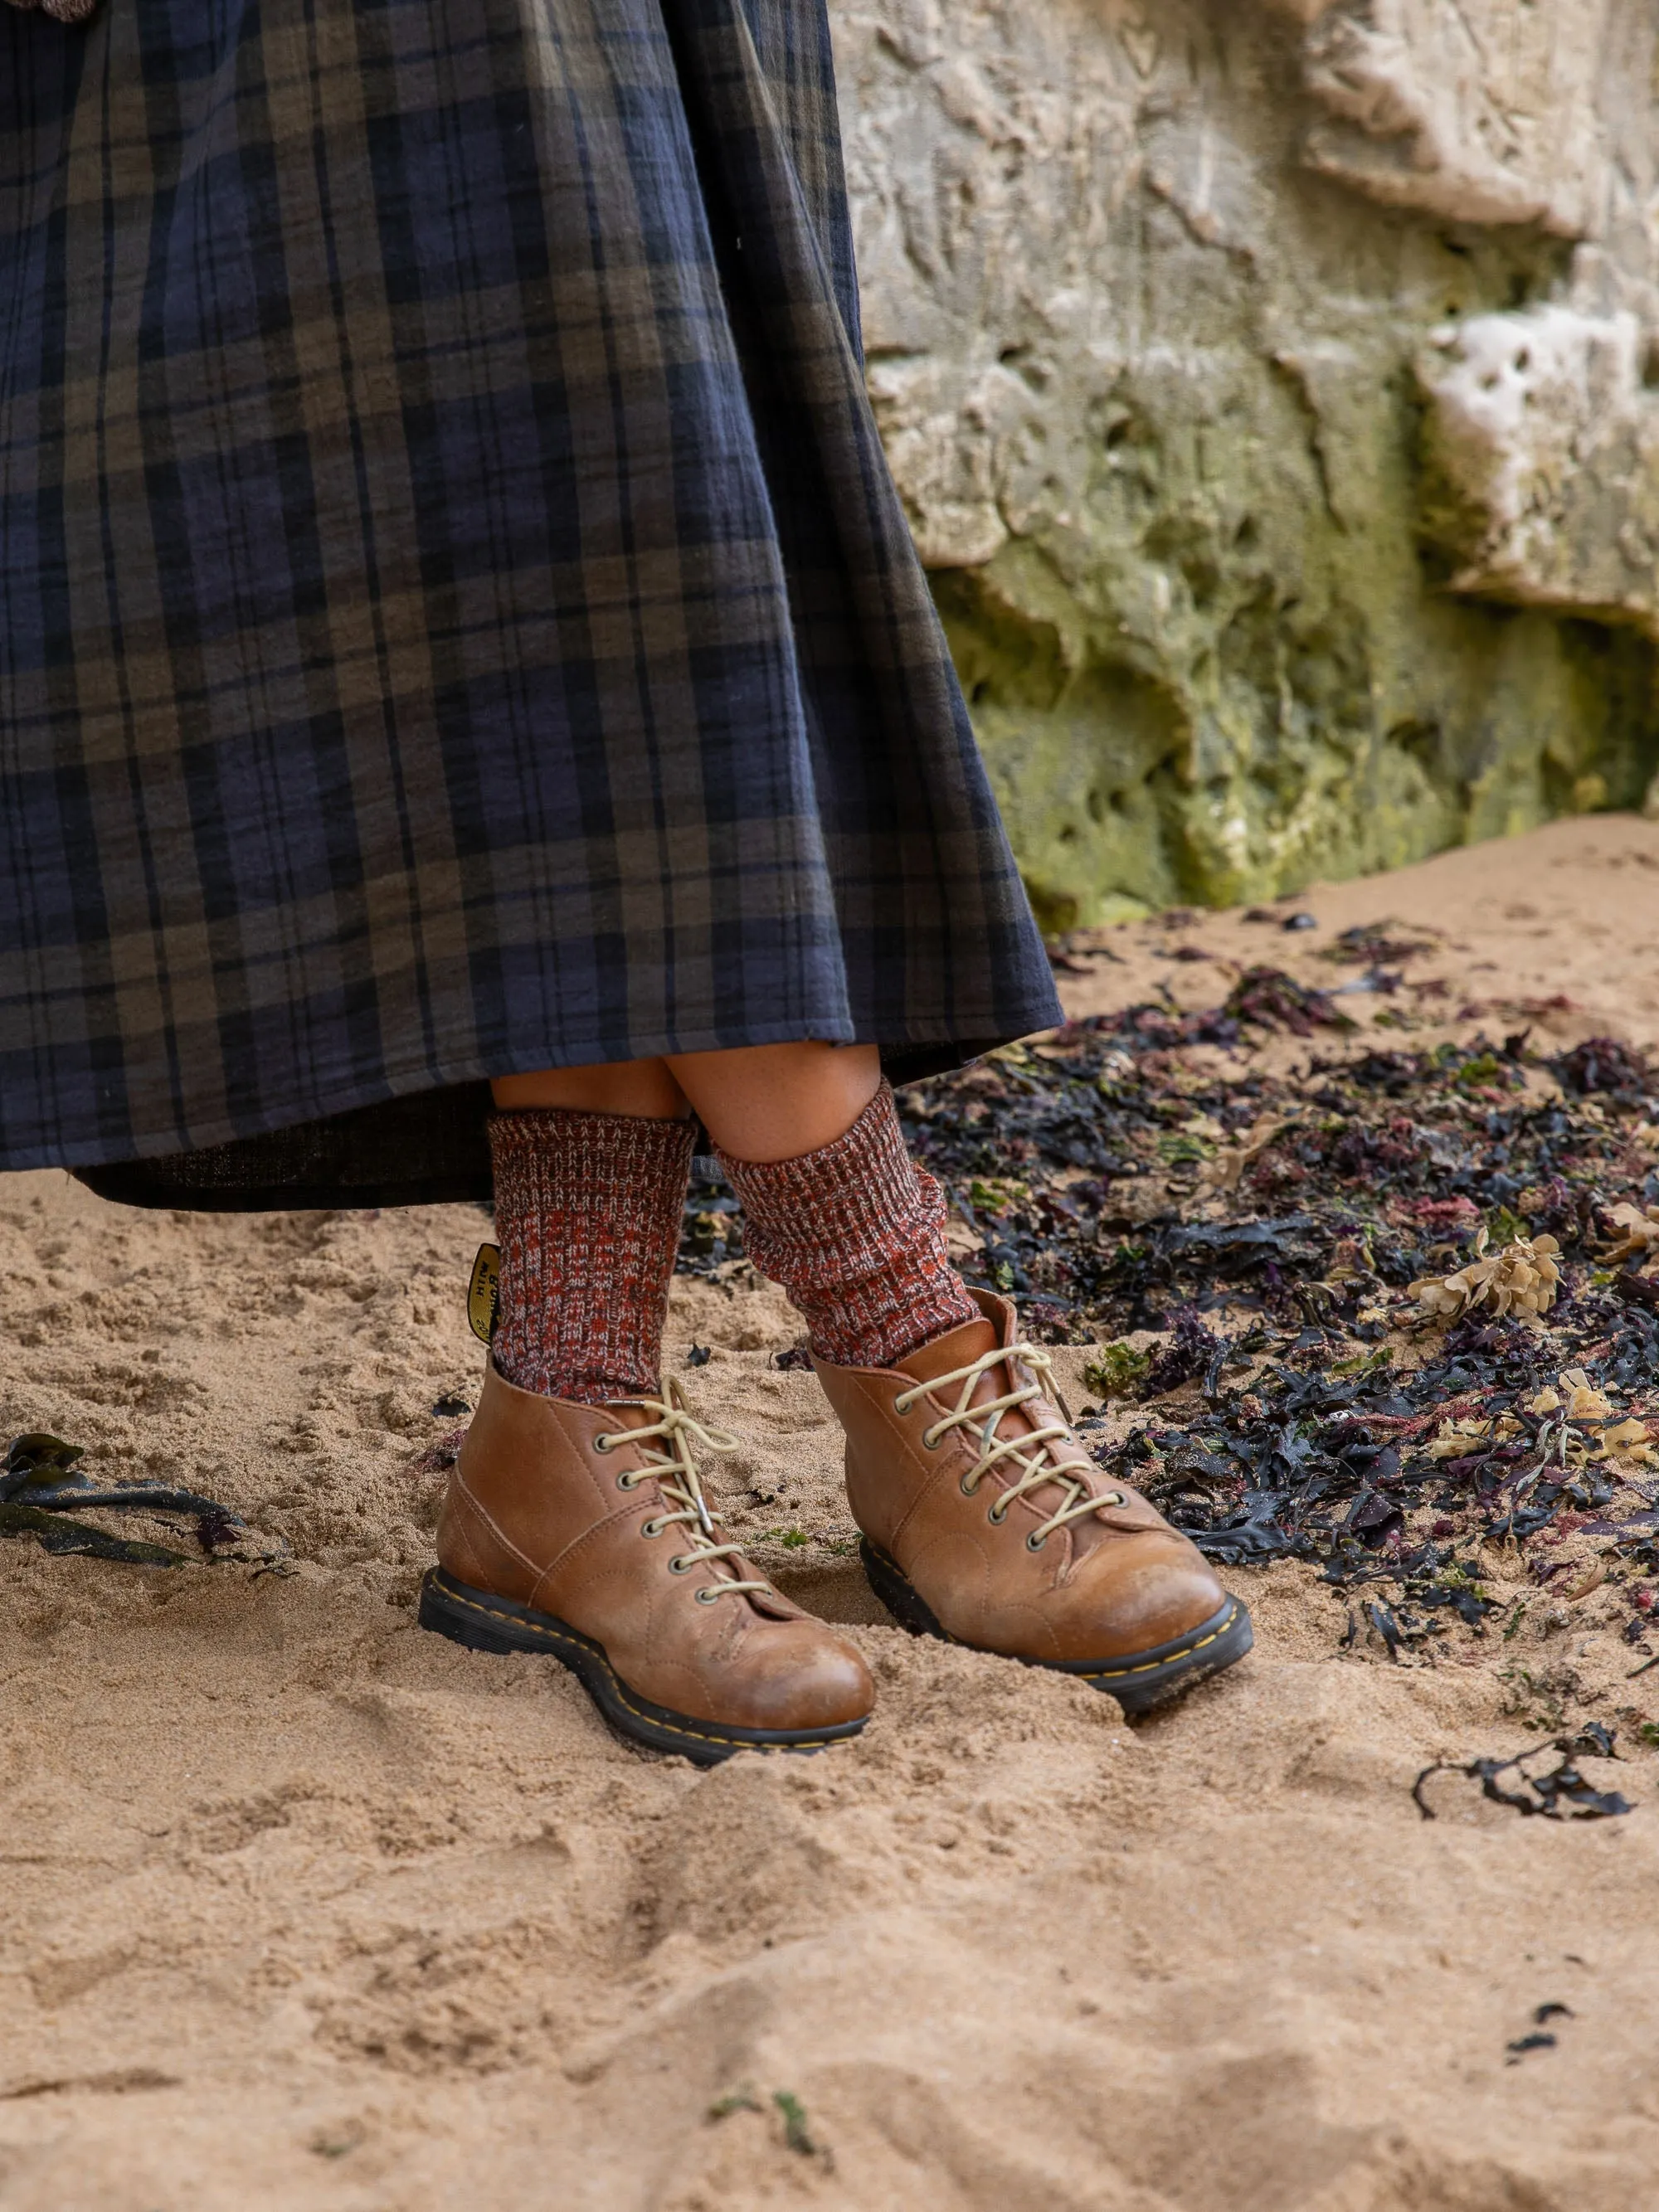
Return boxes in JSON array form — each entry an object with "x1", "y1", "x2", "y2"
[
  {"x1": 419, "y1": 1364, "x2": 873, "y2": 1763},
  {"x1": 814, "y1": 1291, "x2": 1252, "y2": 1713}
]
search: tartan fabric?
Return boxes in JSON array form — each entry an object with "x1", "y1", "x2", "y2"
[{"x1": 0, "y1": 0, "x2": 1060, "y2": 1199}]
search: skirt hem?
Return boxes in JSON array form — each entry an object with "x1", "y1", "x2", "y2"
[{"x1": 43, "y1": 1014, "x2": 1055, "y2": 1212}]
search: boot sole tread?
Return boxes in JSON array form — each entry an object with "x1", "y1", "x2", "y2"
[{"x1": 417, "y1": 1567, "x2": 868, "y2": 1767}]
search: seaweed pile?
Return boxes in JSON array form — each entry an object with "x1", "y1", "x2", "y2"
[
  {"x1": 675, "y1": 972, "x2": 1659, "y2": 1644},
  {"x1": 897, "y1": 988, "x2": 1659, "y2": 1637}
]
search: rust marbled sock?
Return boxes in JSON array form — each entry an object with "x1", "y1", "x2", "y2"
[
  {"x1": 486, "y1": 1106, "x2": 695, "y2": 1403},
  {"x1": 715, "y1": 1082, "x2": 980, "y2": 1369}
]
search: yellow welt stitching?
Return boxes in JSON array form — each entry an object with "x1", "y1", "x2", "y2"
[
  {"x1": 429, "y1": 1579, "x2": 854, "y2": 1752},
  {"x1": 1073, "y1": 1606, "x2": 1238, "y2": 1680}
]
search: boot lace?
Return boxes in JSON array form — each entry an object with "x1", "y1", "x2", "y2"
[
  {"x1": 893, "y1": 1344, "x2": 1126, "y2": 1552},
  {"x1": 595, "y1": 1379, "x2": 771, "y2": 1602}
]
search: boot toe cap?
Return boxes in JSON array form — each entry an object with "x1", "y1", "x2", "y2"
[
  {"x1": 733, "y1": 1625, "x2": 876, "y2": 1733},
  {"x1": 1067, "y1": 1531, "x2": 1230, "y2": 1657}
]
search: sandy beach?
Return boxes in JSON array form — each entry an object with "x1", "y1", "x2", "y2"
[{"x1": 3, "y1": 813, "x2": 1659, "y2": 2210}]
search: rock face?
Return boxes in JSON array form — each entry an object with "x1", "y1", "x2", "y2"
[{"x1": 830, "y1": 0, "x2": 1659, "y2": 924}]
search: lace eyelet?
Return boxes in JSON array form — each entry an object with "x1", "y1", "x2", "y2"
[
  {"x1": 959, "y1": 1473, "x2": 979, "y2": 1498},
  {"x1": 593, "y1": 1432, "x2": 615, "y2": 1456},
  {"x1": 693, "y1": 1586, "x2": 720, "y2": 1605},
  {"x1": 1026, "y1": 1530, "x2": 1048, "y2": 1553},
  {"x1": 921, "y1": 1426, "x2": 942, "y2": 1451},
  {"x1": 640, "y1": 1518, "x2": 664, "y2": 1539},
  {"x1": 986, "y1": 1504, "x2": 1006, "y2": 1526},
  {"x1": 668, "y1": 1554, "x2": 691, "y2": 1574},
  {"x1": 615, "y1": 1470, "x2": 642, "y2": 1490}
]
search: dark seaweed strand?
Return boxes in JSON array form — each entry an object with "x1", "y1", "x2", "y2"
[{"x1": 2, "y1": 1434, "x2": 286, "y2": 1569}]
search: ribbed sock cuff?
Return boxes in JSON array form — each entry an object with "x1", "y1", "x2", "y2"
[
  {"x1": 486, "y1": 1106, "x2": 695, "y2": 1403},
  {"x1": 716, "y1": 1082, "x2": 979, "y2": 1369}
]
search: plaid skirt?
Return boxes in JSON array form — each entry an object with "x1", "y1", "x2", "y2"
[{"x1": 0, "y1": 0, "x2": 1058, "y2": 1206}]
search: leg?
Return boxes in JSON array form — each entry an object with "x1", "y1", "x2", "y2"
[
  {"x1": 423, "y1": 1046, "x2": 878, "y2": 1758},
  {"x1": 485, "y1": 1042, "x2": 881, "y2": 1399},
  {"x1": 671, "y1": 1053, "x2": 1255, "y2": 1714},
  {"x1": 494, "y1": 1037, "x2": 978, "y2": 1373},
  {"x1": 491, "y1": 1056, "x2": 689, "y2": 1121},
  {"x1": 697, "y1": 1057, "x2": 981, "y2": 1369},
  {"x1": 491, "y1": 1038, "x2": 882, "y2": 1156}
]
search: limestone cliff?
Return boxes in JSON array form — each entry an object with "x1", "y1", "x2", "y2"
[{"x1": 830, "y1": 0, "x2": 1659, "y2": 924}]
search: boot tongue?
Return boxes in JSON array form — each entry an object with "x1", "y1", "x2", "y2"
[
  {"x1": 597, "y1": 1398, "x2": 659, "y2": 1431},
  {"x1": 892, "y1": 1316, "x2": 1000, "y2": 1385}
]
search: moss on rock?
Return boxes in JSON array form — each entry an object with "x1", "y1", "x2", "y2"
[{"x1": 833, "y1": 0, "x2": 1659, "y2": 923}]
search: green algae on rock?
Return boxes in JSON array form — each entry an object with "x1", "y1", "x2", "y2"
[{"x1": 831, "y1": 0, "x2": 1659, "y2": 923}]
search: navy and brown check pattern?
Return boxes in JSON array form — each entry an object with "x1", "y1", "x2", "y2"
[{"x1": 0, "y1": 0, "x2": 1058, "y2": 1199}]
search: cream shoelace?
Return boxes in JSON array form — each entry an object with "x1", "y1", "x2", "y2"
[
  {"x1": 596, "y1": 1379, "x2": 771, "y2": 1602},
  {"x1": 893, "y1": 1343, "x2": 1125, "y2": 1552}
]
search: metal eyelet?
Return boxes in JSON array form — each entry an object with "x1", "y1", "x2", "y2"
[
  {"x1": 668, "y1": 1554, "x2": 691, "y2": 1574},
  {"x1": 986, "y1": 1504, "x2": 1006, "y2": 1526},
  {"x1": 693, "y1": 1586, "x2": 720, "y2": 1605},
  {"x1": 615, "y1": 1470, "x2": 643, "y2": 1490},
  {"x1": 1026, "y1": 1531, "x2": 1048, "y2": 1552},
  {"x1": 959, "y1": 1472, "x2": 979, "y2": 1498},
  {"x1": 921, "y1": 1427, "x2": 942, "y2": 1451},
  {"x1": 640, "y1": 1517, "x2": 664, "y2": 1539},
  {"x1": 593, "y1": 1433, "x2": 615, "y2": 1456}
]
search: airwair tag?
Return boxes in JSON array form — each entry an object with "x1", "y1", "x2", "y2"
[{"x1": 468, "y1": 1244, "x2": 501, "y2": 1344}]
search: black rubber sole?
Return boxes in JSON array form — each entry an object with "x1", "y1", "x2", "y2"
[
  {"x1": 417, "y1": 1567, "x2": 868, "y2": 1767},
  {"x1": 859, "y1": 1539, "x2": 1253, "y2": 1714}
]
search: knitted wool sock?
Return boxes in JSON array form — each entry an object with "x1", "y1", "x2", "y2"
[
  {"x1": 486, "y1": 1106, "x2": 695, "y2": 1403},
  {"x1": 716, "y1": 1082, "x2": 980, "y2": 1369}
]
